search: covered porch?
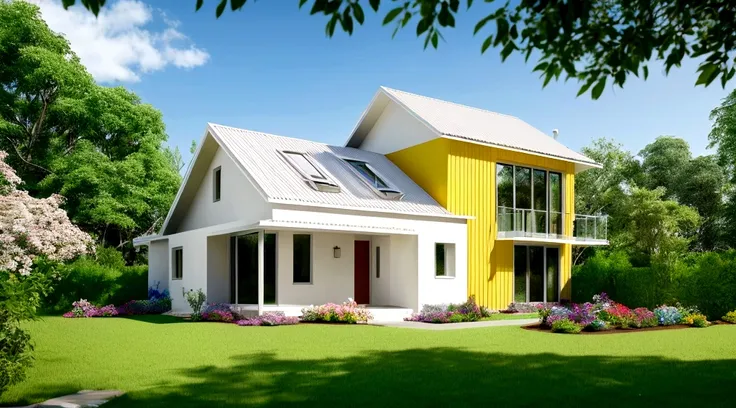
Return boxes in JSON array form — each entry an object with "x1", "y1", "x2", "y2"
[{"x1": 205, "y1": 219, "x2": 419, "y2": 320}]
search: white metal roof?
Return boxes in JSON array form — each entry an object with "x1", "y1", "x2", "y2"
[
  {"x1": 208, "y1": 123, "x2": 459, "y2": 218},
  {"x1": 346, "y1": 87, "x2": 600, "y2": 171}
]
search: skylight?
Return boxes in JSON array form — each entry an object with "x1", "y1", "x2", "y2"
[
  {"x1": 281, "y1": 151, "x2": 340, "y2": 193},
  {"x1": 344, "y1": 159, "x2": 403, "y2": 200}
]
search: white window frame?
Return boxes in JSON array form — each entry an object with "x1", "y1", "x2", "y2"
[
  {"x1": 434, "y1": 243, "x2": 456, "y2": 279},
  {"x1": 213, "y1": 166, "x2": 221, "y2": 202},
  {"x1": 172, "y1": 247, "x2": 183, "y2": 280},
  {"x1": 342, "y1": 158, "x2": 404, "y2": 200},
  {"x1": 279, "y1": 151, "x2": 340, "y2": 193}
]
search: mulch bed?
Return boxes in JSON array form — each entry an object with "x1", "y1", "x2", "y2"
[{"x1": 522, "y1": 323, "x2": 702, "y2": 335}]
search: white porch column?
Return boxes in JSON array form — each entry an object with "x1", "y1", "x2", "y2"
[{"x1": 257, "y1": 229, "x2": 264, "y2": 316}]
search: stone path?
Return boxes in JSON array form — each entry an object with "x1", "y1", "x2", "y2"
[
  {"x1": 23, "y1": 390, "x2": 124, "y2": 408},
  {"x1": 370, "y1": 318, "x2": 538, "y2": 330}
]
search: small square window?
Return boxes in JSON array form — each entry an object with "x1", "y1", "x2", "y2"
[
  {"x1": 293, "y1": 234, "x2": 312, "y2": 283},
  {"x1": 435, "y1": 243, "x2": 455, "y2": 278},
  {"x1": 172, "y1": 247, "x2": 183, "y2": 280},
  {"x1": 213, "y1": 167, "x2": 221, "y2": 202}
]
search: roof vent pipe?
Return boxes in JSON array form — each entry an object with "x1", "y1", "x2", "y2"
[{"x1": 552, "y1": 129, "x2": 559, "y2": 140}]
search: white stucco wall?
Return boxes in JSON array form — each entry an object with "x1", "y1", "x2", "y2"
[
  {"x1": 360, "y1": 101, "x2": 437, "y2": 155},
  {"x1": 388, "y1": 234, "x2": 418, "y2": 309},
  {"x1": 271, "y1": 207, "x2": 467, "y2": 310},
  {"x1": 166, "y1": 231, "x2": 208, "y2": 312},
  {"x1": 178, "y1": 147, "x2": 270, "y2": 232},
  {"x1": 207, "y1": 235, "x2": 230, "y2": 304},
  {"x1": 275, "y1": 230, "x2": 356, "y2": 305},
  {"x1": 147, "y1": 240, "x2": 169, "y2": 292},
  {"x1": 370, "y1": 236, "x2": 391, "y2": 305},
  {"x1": 416, "y1": 222, "x2": 468, "y2": 308}
]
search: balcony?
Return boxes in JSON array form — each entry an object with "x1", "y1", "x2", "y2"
[{"x1": 496, "y1": 206, "x2": 608, "y2": 245}]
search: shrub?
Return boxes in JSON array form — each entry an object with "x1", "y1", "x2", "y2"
[
  {"x1": 568, "y1": 303, "x2": 596, "y2": 326},
  {"x1": 682, "y1": 313, "x2": 709, "y2": 327},
  {"x1": 185, "y1": 289, "x2": 207, "y2": 320},
  {"x1": 116, "y1": 298, "x2": 171, "y2": 316},
  {"x1": 632, "y1": 308, "x2": 657, "y2": 328},
  {"x1": 148, "y1": 281, "x2": 170, "y2": 301},
  {"x1": 236, "y1": 312, "x2": 299, "y2": 326},
  {"x1": 587, "y1": 319, "x2": 610, "y2": 331},
  {"x1": 43, "y1": 250, "x2": 148, "y2": 314},
  {"x1": 550, "y1": 318, "x2": 583, "y2": 334},
  {"x1": 599, "y1": 303, "x2": 636, "y2": 328},
  {"x1": 202, "y1": 309, "x2": 233, "y2": 323},
  {"x1": 508, "y1": 302, "x2": 559, "y2": 313},
  {"x1": 722, "y1": 311, "x2": 736, "y2": 324},
  {"x1": 654, "y1": 305, "x2": 682, "y2": 326},
  {"x1": 301, "y1": 299, "x2": 373, "y2": 323},
  {"x1": 409, "y1": 297, "x2": 496, "y2": 323}
]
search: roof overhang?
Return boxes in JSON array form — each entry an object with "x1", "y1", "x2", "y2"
[
  {"x1": 132, "y1": 234, "x2": 167, "y2": 247},
  {"x1": 345, "y1": 87, "x2": 602, "y2": 174},
  {"x1": 205, "y1": 219, "x2": 417, "y2": 237}
]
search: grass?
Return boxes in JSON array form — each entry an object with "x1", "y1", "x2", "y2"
[
  {"x1": 2, "y1": 316, "x2": 735, "y2": 407},
  {"x1": 481, "y1": 312, "x2": 538, "y2": 321}
]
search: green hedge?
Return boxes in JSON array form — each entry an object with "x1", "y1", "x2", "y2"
[
  {"x1": 572, "y1": 250, "x2": 736, "y2": 320},
  {"x1": 43, "y1": 247, "x2": 148, "y2": 314}
]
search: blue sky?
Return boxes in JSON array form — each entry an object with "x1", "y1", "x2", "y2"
[{"x1": 45, "y1": 0, "x2": 733, "y2": 165}]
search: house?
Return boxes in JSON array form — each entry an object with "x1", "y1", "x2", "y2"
[{"x1": 134, "y1": 87, "x2": 607, "y2": 320}]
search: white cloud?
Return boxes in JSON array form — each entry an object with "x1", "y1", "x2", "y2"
[{"x1": 29, "y1": 0, "x2": 210, "y2": 82}]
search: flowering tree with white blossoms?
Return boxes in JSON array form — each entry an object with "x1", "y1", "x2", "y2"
[{"x1": 0, "y1": 151, "x2": 92, "y2": 395}]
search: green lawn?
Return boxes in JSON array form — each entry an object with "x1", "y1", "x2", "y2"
[
  {"x1": 2, "y1": 316, "x2": 735, "y2": 407},
  {"x1": 481, "y1": 312, "x2": 538, "y2": 321}
]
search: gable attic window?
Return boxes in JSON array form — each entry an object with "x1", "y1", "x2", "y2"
[
  {"x1": 344, "y1": 159, "x2": 404, "y2": 200},
  {"x1": 280, "y1": 151, "x2": 340, "y2": 193}
]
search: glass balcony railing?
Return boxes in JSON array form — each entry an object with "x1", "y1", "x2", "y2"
[
  {"x1": 497, "y1": 206, "x2": 608, "y2": 243},
  {"x1": 497, "y1": 207, "x2": 564, "y2": 238},
  {"x1": 573, "y1": 214, "x2": 608, "y2": 242}
]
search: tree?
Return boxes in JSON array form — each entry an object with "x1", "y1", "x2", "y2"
[
  {"x1": 639, "y1": 136, "x2": 692, "y2": 198},
  {"x1": 619, "y1": 187, "x2": 700, "y2": 260},
  {"x1": 0, "y1": 1, "x2": 181, "y2": 261},
  {"x1": 674, "y1": 155, "x2": 726, "y2": 251},
  {"x1": 63, "y1": 0, "x2": 736, "y2": 99},
  {"x1": 0, "y1": 151, "x2": 92, "y2": 395},
  {"x1": 709, "y1": 89, "x2": 736, "y2": 248}
]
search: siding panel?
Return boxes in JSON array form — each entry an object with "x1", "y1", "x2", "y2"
[{"x1": 388, "y1": 138, "x2": 576, "y2": 310}]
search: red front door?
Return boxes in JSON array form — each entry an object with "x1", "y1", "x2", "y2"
[{"x1": 354, "y1": 240, "x2": 370, "y2": 305}]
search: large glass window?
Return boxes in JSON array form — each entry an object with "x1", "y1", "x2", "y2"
[
  {"x1": 345, "y1": 159, "x2": 389, "y2": 189},
  {"x1": 514, "y1": 167, "x2": 532, "y2": 209},
  {"x1": 514, "y1": 245, "x2": 559, "y2": 303},
  {"x1": 549, "y1": 172, "x2": 562, "y2": 235},
  {"x1": 293, "y1": 234, "x2": 312, "y2": 283},
  {"x1": 533, "y1": 169, "x2": 547, "y2": 233},
  {"x1": 497, "y1": 164, "x2": 564, "y2": 235},
  {"x1": 231, "y1": 233, "x2": 276, "y2": 304}
]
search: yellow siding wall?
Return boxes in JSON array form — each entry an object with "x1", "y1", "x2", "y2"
[{"x1": 388, "y1": 138, "x2": 576, "y2": 310}]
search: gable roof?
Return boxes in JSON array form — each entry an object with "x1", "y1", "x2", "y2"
[
  {"x1": 159, "y1": 123, "x2": 463, "y2": 235},
  {"x1": 346, "y1": 87, "x2": 600, "y2": 172}
]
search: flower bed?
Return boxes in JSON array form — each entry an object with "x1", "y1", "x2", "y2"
[
  {"x1": 405, "y1": 296, "x2": 496, "y2": 323},
  {"x1": 63, "y1": 285, "x2": 172, "y2": 318},
  {"x1": 532, "y1": 293, "x2": 710, "y2": 334},
  {"x1": 301, "y1": 299, "x2": 373, "y2": 324},
  {"x1": 236, "y1": 312, "x2": 299, "y2": 326}
]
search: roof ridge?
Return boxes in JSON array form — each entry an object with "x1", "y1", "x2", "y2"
[
  {"x1": 380, "y1": 86, "x2": 522, "y2": 121},
  {"x1": 209, "y1": 122, "x2": 331, "y2": 147}
]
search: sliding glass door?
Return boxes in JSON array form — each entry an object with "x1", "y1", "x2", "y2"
[
  {"x1": 513, "y1": 245, "x2": 559, "y2": 303},
  {"x1": 229, "y1": 233, "x2": 276, "y2": 304}
]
